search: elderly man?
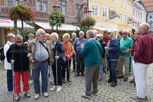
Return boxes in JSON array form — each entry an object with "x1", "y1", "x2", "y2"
[
  {"x1": 105, "y1": 30, "x2": 120, "y2": 87},
  {"x1": 117, "y1": 30, "x2": 133, "y2": 81},
  {"x1": 70, "y1": 33, "x2": 78, "y2": 72},
  {"x1": 131, "y1": 23, "x2": 153, "y2": 101},
  {"x1": 27, "y1": 29, "x2": 53, "y2": 100},
  {"x1": 81, "y1": 30, "x2": 103, "y2": 99},
  {"x1": 4, "y1": 33, "x2": 15, "y2": 92},
  {"x1": 73, "y1": 31, "x2": 87, "y2": 76}
]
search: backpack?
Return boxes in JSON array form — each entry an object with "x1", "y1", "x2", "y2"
[{"x1": 0, "y1": 43, "x2": 10, "y2": 61}]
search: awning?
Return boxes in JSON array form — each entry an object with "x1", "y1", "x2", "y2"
[
  {"x1": 93, "y1": 26, "x2": 120, "y2": 31},
  {"x1": 34, "y1": 22, "x2": 80, "y2": 31},
  {"x1": 0, "y1": 19, "x2": 34, "y2": 28}
]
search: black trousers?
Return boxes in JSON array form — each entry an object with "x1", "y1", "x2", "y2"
[
  {"x1": 52, "y1": 62, "x2": 62, "y2": 85},
  {"x1": 62, "y1": 60, "x2": 71, "y2": 80},
  {"x1": 76, "y1": 55, "x2": 85, "y2": 75}
]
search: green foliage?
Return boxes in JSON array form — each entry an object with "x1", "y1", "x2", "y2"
[
  {"x1": 49, "y1": 11, "x2": 65, "y2": 31},
  {"x1": 9, "y1": 4, "x2": 35, "y2": 21},
  {"x1": 80, "y1": 17, "x2": 96, "y2": 30},
  {"x1": 20, "y1": 29, "x2": 36, "y2": 42}
]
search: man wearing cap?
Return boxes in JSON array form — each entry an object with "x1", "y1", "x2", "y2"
[{"x1": 104, "y1": 30, "x2": 120, "y2": 87}]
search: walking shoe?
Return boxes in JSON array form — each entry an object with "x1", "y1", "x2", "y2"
[
  {"x1": 107, "y1": 79, "x2": 112, "y2": 83},
  {"x1": 34, "y1": 94, "x2": 40, "y2": 100},
  {"x1": 81, "y1": 93, "x2": 91, "y2": 99},
  {"x1": 50, "y1": 86, "x2": 57, "y2": 91},
  {"x1": 67, "y1": 79, "x2": 71, "y2": 82},
  {"x1": 123, "y1": 78, "x2": 128, "y2": 82},
  {"x1": 43, "y1": 92, "x2": 49, "y2": 98},
  {"x1": 131, "y1": 95, "x2": 146, "y2": 101},
  {"x1": 24, "y1": 91, "x2": 31, "y2": 98},
  {"x1": 81, "y1": 74, "x2": 85, "y2": 76},
  {"x1": 92, "y1": 92, "x2": 98, "y2": 96},
  {"x1": 56, "y1": 86, "x2": 62, "y2": 93},
  {"x1": 111, "y1": 83, "x2": 117, "y2": 87},
  {"x1": 15, "y1": 94, "x2": 20, "y2": 101}
]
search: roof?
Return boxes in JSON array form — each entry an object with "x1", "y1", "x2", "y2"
[{"x1": 138, "y1": 0, "x2": 153, "y2": 12}]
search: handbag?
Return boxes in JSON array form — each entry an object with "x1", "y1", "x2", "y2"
[{"x1": 91, "y1": 40, "x2": 103, "y2": 64}]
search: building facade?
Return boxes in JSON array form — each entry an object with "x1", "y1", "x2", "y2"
[
  {"x1": 89, "y1": 0, "x2": 133, "y2": 36},
  {"x1": 0, "y1": 0, "x2": 87, "y2": 46},
  {"x1": 132, "y1": 1, "x2": 147, "y2": 31}
]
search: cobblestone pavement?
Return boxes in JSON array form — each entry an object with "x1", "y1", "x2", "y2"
[{"x1": 0, "y1": 61, "x2": 153, "y2": 102}]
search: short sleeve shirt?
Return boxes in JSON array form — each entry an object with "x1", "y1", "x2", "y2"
[{"x1": 120, "y1": 36, "x2": 133, "y2": 57}]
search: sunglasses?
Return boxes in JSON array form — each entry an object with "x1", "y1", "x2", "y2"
[
  {"x1": 122, "y1": 33, "x2": 126, "y2": 34},
  {"x1": 16, "y1": 41, "x2": 23, "y2": 43},
  {"x1": 108, "y1": 33, "x2": 110, "y2": 35}
]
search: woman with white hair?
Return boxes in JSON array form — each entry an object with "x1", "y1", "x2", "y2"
[
  {"x1": 4, "y1": 33, "x2": 15, "y2": 92},
  {"x1": 50, "y1": 32, "x2": 65, "y2": 93},
  {"x1": 96, "y1": 34, "x2": 107, "y2": 81}
]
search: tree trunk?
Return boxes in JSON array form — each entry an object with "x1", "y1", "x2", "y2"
[{"x1": 14, "y1": 20, "x2": 17, "y2": 35}]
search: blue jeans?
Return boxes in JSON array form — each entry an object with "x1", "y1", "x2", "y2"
[
  {"x1": 72, "y1": 54, "x2": 76, "y2": 70},
  {"x1": 7, "y1": 70, "x2": 13, "y2": 91},
  {"x1": 99, "y1": 64, "x2": 103, "y2": 75},
  {"x1": 108, "y1": 61, "x2": 118, "y2": 84},
  {"x1": 33, "y1": 62, "x2": 48, "y2": 94}
]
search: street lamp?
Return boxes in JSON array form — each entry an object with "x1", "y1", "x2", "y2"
[
  {"x1": 53, "y1": 5, "x2": 60, "y2": 33},
  {"x1": 85, "y1": 10, "x2": 92, "y2": 18}
]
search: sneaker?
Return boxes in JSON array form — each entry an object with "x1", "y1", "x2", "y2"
[
  {"x1": 111, "y1": 83, "x2": 117, "y2": 87},
  {"x1": 81, "y1": 93, "x2": 91, "y2": 99},
  {"x1": 24, "y1": 91, "x2": 31, "y2": 98},
  {"x1": 34, "y1": 94, "x2": 40, "y2": 100},
  {"x1": 43, "y1": 92, "x2": 49, "y2": 98},
  {"x1": 131, "y1": 95, "x2": 146, "y2": 101},
  {"x1": 50, "y1": 86, "x2": 57, "y2": 91},
  {"x1": 62, "y1": 79, "x2": 66, "y2": 83},
  {"x1": 15, "y1": 94, "x2": 20, "y2": 101},
  {"x1": 56, "y1": 86, "x2": 62, "y2": 93}
]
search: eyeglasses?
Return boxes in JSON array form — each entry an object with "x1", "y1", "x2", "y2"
[
  {"x1": 122, "y1": 33, "x2": 126, "y2": 34},
  {"x1": 16, "y1": 41, "x2": 23, "y2": 43}
]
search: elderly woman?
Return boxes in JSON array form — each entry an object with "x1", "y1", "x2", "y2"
[
  {"x1": 96, "y1": 34, "x2": 107, "y2": 81},
  {"x1": 62, "y1": 33, "x2": 74, "y2": 82},
  {"x1": 4, "y1": 33, "x2": 15, "y2": 92},
  {"x1": 50, "y1": 32, "x2": 65, "y2": 93},
  {"x1": 7, "y1": 34, "x2": 31, "y2": 101}
]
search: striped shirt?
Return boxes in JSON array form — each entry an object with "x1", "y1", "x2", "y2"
[{"x1": 35, "y1": 39, "x2": 49, "y2": 61}]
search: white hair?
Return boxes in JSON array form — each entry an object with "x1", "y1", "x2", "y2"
[
  {"x1": 72, "y1": 32, "x2": 76, "y2": 36},
  {"x1": 36, "y1": 28, "x2": 45, "y2": 37},
  {"x1": 86, "y1": 30, "x2": 94, "y2": 38},
  {"x1": 122, "y1": 30, "x2": 129, "y2": 33},
  {"x1": 51, "y1": 32, "x2": 59, "y2": 40},
  {"x1": 141, "y1": 23, "x2": 150, "y2": 31},
  {"x1": 93, "y1": 30, "x2": 97, "y2": 34},
  {"x1": 7, "y1": 33, "x2": 15, "y2": 40},
  {"x1": 79, "y1": 31, "x2": 84, "y2": 35}
]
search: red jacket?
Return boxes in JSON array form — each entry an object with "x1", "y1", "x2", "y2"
[
  {"x1": 103, "y1": 38, "x2": 109, "y2": 45},
  {"x1": 131, "y1": 39, "x2": 137, "y2": 56},
  {"x1": 134, "y1": 32, "x2": 153, "y2": 64}
]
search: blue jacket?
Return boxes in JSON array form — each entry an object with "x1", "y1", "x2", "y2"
[
  {"x1": 53, "y1": 41, "x2": 65, "y2": 63},
  {"x1": 107, "y1": 37, "x2": 120, "y2": 61},
  {"x1": 81, "y1": 39, "x2": 103, "y2": 67}
]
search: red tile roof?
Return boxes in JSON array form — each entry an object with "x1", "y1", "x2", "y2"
[{"x1": 138, "y1": 0, "x2": 153, "y2": 12}]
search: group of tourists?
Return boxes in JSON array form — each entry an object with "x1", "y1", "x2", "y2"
[{"x1": 3, "y1": 22, "x2": 153, "y2": 101}]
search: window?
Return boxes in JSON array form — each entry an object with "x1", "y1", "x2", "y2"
[
  {"x1": 133, "y1": 9, "x2": 135, "y2": 15},
  {"x1": 102, "y1": 7, "x2": 108, "y2": 18},
  {"x1": 120, "y1": 0, "x2": 123, "y2": 6},
  {"x1": 124, "y1": 15, "x2": 127, "y2": 23},
  {"x1": 75, "y1": 4, "x2": 83, "y2": 17},
  {"x1": 150, "y1": 14, "x2": 153, "y2": 19},
  {"x1": 120, "y1": 13, "x2": 123, "y2": 22},
  {"x1": 138, "y1": 12, "x2": 139, "y2": 17},
  {"x1": 125, "y1": 0, "x2": 127, "y2": 8},
  {"x1": 129, "y1": 3, "x2": 131, "y2": 10},
  {"x1": 7, "y1": 0, "x2": 14, "y2": 6},
  {"x1": 37, "y1": 0, "x2": 48, "y2": 12},
  {"x1": 136, "y1": 10, "x2": 137, "y2": 17},
  {"x1": 92, "y1": 4, "x2": 99, "y2": 16},
  {"x1": 111, "y1": 0, "x2": 115, "y2": 2},
  {"x1": 58, "y1": 1, "x2": 67, "y2": 15},
  {"x1": 140, "y1": 13, "x2": 142, "y2": 18}
]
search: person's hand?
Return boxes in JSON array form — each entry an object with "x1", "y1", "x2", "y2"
[
  {"x1": 121, "y1": 51, "x2": 126, "y2": 54},
  {"x1": 74, "y1": 51, "x2": 77, "y2": 55},
  {"x1": 55, "y1": 56, "x2": 59, "y2": 60},
  {"x1": 32, "y1": 59, "x2": 35, "y2": 62},
  {"x1": 11, "y1": 60, "x2": 15, "y2": 64},
  {"x1": 67, "y1": 55, "x2": 70, "y2": 59},
  {"x1": 105, "y1": 47, "x2": 108, "y2": 50},
  {"x1": 80, "y1": 43, "x2": 84, "y2": 48},
  {"x1": 27, "y1": 53, "x2": 32, "y2": 57}
]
